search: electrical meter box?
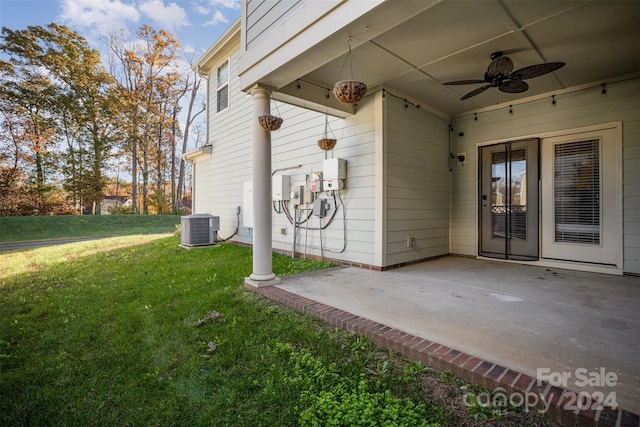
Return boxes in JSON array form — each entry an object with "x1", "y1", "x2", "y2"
[{"x1": 272, "y1": 175, "x2": 290, "y2": 201}]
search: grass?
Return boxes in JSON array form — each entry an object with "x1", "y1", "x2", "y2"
[
  {"x1": 0, "y1": 236, "x2": 450, "y2": 426},
  {"x1": 0, "y1": 218, "x2": 562, "y2": 427},
  {"x1": 0, "y1": 215, "x2": 180, "y2": 244}
]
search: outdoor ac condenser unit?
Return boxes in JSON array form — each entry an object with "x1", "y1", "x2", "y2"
[{"x1": 180, "y1": 214, "x2": 220, "y2": 248}]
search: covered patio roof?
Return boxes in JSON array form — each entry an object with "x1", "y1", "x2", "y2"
[{"x1": 246, "y1": 0, "x2": 640, "y2": 118}]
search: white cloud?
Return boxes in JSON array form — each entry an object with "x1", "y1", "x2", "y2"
[
  {"x1": 208, "y1": 0, "x2": 240, "y2": 9},
  {"x1": 139, "y1": 0, "x2": 189, "y2": 31},
  {"x1": 203, "y1": 9, "x2": 228, "y2": 27},
  {"x1": 60, "y1": 0, "x2": 140, "y2": 33},
  {"x1": 191, "y1": 2, "x2": 210, "y2": 15},
  {"x1": 202, "y1": 0, "x2": 240, "y2": 26}
]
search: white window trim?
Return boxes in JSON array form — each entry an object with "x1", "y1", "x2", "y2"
[{"x1": 216, "y1": 58, "x2": 230, "y2": 114}]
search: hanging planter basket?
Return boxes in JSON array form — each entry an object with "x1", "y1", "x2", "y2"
[
  {"x1": 333, "y1": 38, "x2": 367, "y2": 105},
  {"x1": 258, "y1": 94, "x2": 283, "y2": 131},
  {"x1": 317, "y1": 115, "x2": 337, "y2": 151},
  {"x1": 318, "y1": 138, "x2": 337, "y2": 151},
  {"x1": 258, "y1": 114, "x2": 283, "y2": 131},
  {"x1": 333, "y1": 80, "x2": 367, "y2": 105}
]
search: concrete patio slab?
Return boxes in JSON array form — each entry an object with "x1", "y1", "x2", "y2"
[{"x1": 252, "y1": 256, "x2": 639, "y2": 426}]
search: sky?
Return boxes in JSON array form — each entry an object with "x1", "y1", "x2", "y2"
[{"x1": 0, "y1": 0, "x2": 241, "y2": 61}]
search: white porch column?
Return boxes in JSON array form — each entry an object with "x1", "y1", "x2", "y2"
[{"x1": 245, "y1": 86, "x2": 280, "y2": 287}]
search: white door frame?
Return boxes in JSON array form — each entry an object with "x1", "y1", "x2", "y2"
[
  {"x1": 476, "y1": 121, "x2": 623, "y2": 274},
  {"x1": 540, "y1": 125, "x2": 623, "y2": 268}
]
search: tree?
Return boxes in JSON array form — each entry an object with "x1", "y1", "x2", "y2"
[
  {"x1": 105, "y1": 25, "x2": 181, "y2": 214},
  {"x1": 0, "y1": 23, "x2": 116, "y2": 214},
  {"x1": 0, "y1": 57, "x2": 59, "y2": 214},
  {"x1": 174, "y1": 57, "x2": 206, "y2": 214}
]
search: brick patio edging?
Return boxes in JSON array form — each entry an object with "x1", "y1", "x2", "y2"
[{"x1": 247, "y1": 284, "x2": 640, "y2": 427}]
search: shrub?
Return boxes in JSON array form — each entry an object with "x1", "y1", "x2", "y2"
[{"x1": 274, "y1": 342, "x2": 440, "y2": 427}]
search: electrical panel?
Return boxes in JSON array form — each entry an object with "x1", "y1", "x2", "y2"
[
  {"x1": 272, "y1": 174, "x2": 290, "y2": 201},
  {"x1": 309, "y1": 172, "x2": 323, "y2": 193},
  {"x1": 323, "y1": 158, "x2": 346, "y2": 180},
  {"x1": 323, "y1": 158, "x2": 346, "y2": 190}
]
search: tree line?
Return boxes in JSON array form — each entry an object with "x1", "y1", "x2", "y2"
[{"x1": 0, "y1": 23, "x2": 205, "y2": 216}]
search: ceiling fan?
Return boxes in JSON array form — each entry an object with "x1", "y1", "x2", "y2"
[{"x1": 443, "y1": 52, "x2": 565, "y2": 100}]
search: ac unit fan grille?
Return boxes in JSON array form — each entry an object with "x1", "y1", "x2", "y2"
[{"x1": 181, "y1": 215, "x2": 219, "y2": 247}]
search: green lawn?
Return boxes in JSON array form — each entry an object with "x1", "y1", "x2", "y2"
[
  {"x1": 0, "y1": 215, "x2": 180, "y2": 244},
  {"x1": 0, "y1": 236, "x2": 447, "y2": 426}
]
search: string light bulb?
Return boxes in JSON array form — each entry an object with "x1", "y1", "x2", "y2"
[
  {"x1": 474, "y1": 113, "x2": 478, "y2": 121},
  {"x1": 552, "y1": 95, "x2": 557, "y2": 106},
  {"x1": 601, "y1": 84, "x2": 607, "y2": 97},
  {"x1": 509, "y1": 105, "x2": 513, "y2": 115}
]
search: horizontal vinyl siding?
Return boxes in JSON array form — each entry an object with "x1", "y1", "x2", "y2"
[
  {"x1": 623, "y1": 105, "x2": 640, "y2": 274},
  {"x1": 385, "y1": 95, "x2": 450, "y2": 266},
  {"x1": 245, "y1": 0, "x2": 306, "y2": 49},
  {"x1": 270, "y1": 97, "x2": 377, "y2": 266},
  {"x1": 450, "y1": 77, "x2": 640, "y2": 274},
  {"x1": 193, "y1": 53, "x2": 377, "y2": 264},
  {"x1": 195, "y1": 50, "x2": 254, "y2": 242}
]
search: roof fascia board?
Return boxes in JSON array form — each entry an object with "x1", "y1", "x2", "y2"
[{"x1": 194, "y1": 19, "x2": 241, "y2": 74}]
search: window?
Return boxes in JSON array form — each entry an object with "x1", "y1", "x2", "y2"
[
  {"x1": 216, "y1": 59, "x2": 229, "y2": 113},
  {"x1": 553, "y1": 139, "x2": 600, "y2": 244}
]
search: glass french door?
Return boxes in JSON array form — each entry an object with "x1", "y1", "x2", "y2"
[
  {"x1": 479, "y1": 139, "x2": 539, "y2": 260},
  {"x1": 540, "y1": 127, "x2": 621, "y2": 266}
]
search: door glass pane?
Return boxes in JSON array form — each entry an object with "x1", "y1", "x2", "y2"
[
  {"x1": 554, "y1": 140, "x2": 600, "y2": 244},
  {"x1": 491, "y1": 151, "x2": 507, "y2": 239},
  {"x1": 509, "y1": 149, "x2": 527, "y2": 241},
  {"x1": 491, "y1": 149, "x2": 527, "y2": 240}
]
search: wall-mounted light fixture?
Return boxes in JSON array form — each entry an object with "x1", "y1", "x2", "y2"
[{"x1": 457, "y1": 152, "x2": 466, "y2": 166}]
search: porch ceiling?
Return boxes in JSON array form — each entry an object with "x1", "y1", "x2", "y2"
[{"x1": 270, "y1": 0, "x2": 640, "y2": 117}]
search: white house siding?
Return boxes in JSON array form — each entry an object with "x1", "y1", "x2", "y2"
[
  {"x1": 195, "y1": 48, "x2": 379, "y2": 265},
  {"x1": 194, "y1": 50, "x2": 254, "y2": 242},
  {"x1": 269, "y1": 96, "x2": 378, "y2": 266},
  {"x1": 245, "y1": 0, "x2": 307, "y2": 49},
  {"x1": 449, "y1": 77, "x2": 640, "y2": 274},
  {"x1": 384, "y1": 96, "x2": 450, "y2": 266}
]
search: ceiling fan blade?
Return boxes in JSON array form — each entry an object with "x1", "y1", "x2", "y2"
[
  {"x1": 509, "y1": 62, "x2": 565, "y2": 80},
  {"x1": 461, "y1": 85, "x2": 491, "y2": 100},
  {"x1": 499, "y1": 80, "x2": 529, "y2": 93},
  {"x1": 487, "y1": 56, "x2": 513, "y2": 77},
  {"x1": 443, "y1": 79, "x2": 487, "y2": 85}
]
